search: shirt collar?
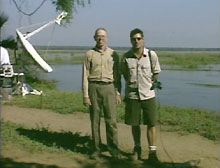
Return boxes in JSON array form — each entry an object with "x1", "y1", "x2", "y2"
[
  {"x1": 129, "y1": 48, "x2": 149, "y2": 58},
  {"x1": 93, "y1": 46, "x2": 108, "y2": 53}
]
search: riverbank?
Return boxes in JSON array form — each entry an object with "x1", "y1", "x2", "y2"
[
  {"x1": 4, "y1": 85, "x2": 220, "y2": 141},
  {"x1": 1, "y1": 105, "x2": 220, "y2": 168}
]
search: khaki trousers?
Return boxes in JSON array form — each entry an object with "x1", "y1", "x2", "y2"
[{"x1": 89, "y1": 83, "x2": 118, "y2": 154}]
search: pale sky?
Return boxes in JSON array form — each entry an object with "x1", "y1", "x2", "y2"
[{"x1": 1, "y1": 0, "x2": 220, "y2": 48}]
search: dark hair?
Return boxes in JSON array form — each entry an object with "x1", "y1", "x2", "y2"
[{"x1": 130, "y1": 28, "x2": 144, "y2": 38}]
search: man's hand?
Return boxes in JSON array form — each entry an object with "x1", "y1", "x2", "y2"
[
  {"x1": 83, "y1": 97, "x2": 92, "y2": 107},
  {"x1": 115, "y1": 95, "x2": 121, "y2": 105},
  {"x1": 152, "y1": 73, "x2": 159, "y2": 81}
]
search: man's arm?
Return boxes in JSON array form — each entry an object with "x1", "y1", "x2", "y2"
[
  {"x1": 151, "y1": 51, "x2": 162, "y2": 90},
  {"x1": 82, "y1": 52, "x2": 91, "y2": 106},
  {"x1": 120, "y1": 56, "x2": 129, "y2": 82},
  {"x1": 151, "y1": 51, "x2": 161, "y2": 75},
  {"x1": 113, "y1": 51, "x2": 122, "y2": 104}
]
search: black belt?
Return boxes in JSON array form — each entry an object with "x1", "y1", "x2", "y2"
[{"x1": 89, "y1": 81, "x2": 113, "y2": 85}]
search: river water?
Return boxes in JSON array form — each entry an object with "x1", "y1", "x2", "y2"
[{"x1": 45, "y1": 64, "x2": 220, "y2": 112}]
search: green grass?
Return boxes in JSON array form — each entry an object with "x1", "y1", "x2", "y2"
[
  {"x1": 188, "y1": 83, "x2": 220, "y2": 87},
  {"x1": 158, "y1": 52, "x2": 220, "y2": 69},
  {"x1": 158, "y1": 105, "x2": 220, "y2": 140},
  {"x1": 5, "y1": 84, "x2": 220, "y2": 141},
  {"x1": 36, "y1": 50, "x2": 220, "y2": 70},
  {"x1": 1, "y1": 121, "x2": 93, "y2": 154},
  {"x1": 1, "y1": 121, "x2": 58, "y2": 153},
  {"x1": 8, "y1": 89, "x2": 87, "y2": 114}
]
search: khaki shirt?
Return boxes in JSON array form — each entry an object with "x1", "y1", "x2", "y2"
[
  {"x1": 82, "y1": 47, "x2": 121, "y2": 97},
  {"x1": 121, "y1": 48, "x2": 161, "y2": 100}
]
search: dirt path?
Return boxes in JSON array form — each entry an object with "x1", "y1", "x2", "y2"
[{"x1": 1, "y1": 105, "x2": 220, "y2": 168}]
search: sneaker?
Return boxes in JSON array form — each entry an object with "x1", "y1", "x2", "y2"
[
  {"x1": 130, "y1": 146, "x2": 142, "y2": 161},
  {"x1": 183, "y1": 158, "x2": 202, "y2": 167},
  {"x1": 113, "y1": 154, "x2": 123, "y2": 160},
  {"x1": 148, "y1": 151, "x2": 160, "y2": 166},
  {"x1": 130, "y1": 151, "x2": 142, "y2": 161},
  {"x1": 109, "y1": 149, "x2": 124, "y2": 160},
  {"x1": 90, "y1": 151, "x2": 101, "y2": 159}
]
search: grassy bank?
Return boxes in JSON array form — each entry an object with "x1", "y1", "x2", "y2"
[
  {"x1": 1, "y1": 121, "x2": 90, "y2": 156},
  {"x1": 37, "y1": 50, "x2": 220, "y2": 70},
  {"x1": 157, "y1": 52, "x2": 220, "y2": 70},
  {"x1": 8, "y1": 49, "x2": 220, "y2": 70},
  {"x1": 5, "y1": 83, "x2": 220, "y2": 141}
]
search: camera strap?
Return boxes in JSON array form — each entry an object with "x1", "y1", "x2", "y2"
[{"x1": 148, "y1": 50, "x2": 154, "y2": 75}]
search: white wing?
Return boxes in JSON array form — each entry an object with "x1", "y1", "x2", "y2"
[
  {"x1": 16, "y1": 11, "x2": 68, "y2": 73},
  {"x1": 16, "y1": 29, "x2": 53, "y2": 72}
]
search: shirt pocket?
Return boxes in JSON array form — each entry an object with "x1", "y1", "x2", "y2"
[
  {"x1": 141, "y1": 65, "x2": 152, "y2": 79},
  {"x1": 128, "y1": 64, "x2": 137, "y2": 83}
]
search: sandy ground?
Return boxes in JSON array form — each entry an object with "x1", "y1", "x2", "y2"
[{"x1": 1, "y1": 105, "x2": 220, "y2": 168}]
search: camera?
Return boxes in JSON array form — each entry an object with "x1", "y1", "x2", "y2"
[{"x1": 150, "y1": 80, "x2": 162, "y2": 90}]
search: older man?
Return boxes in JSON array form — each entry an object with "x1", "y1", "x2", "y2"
[{"x1": 82, "y1": 28, "x2": 121, "y2": 159}]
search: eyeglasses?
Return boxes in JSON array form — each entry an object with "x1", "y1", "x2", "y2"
[
  {"x1": 131, "y1": 37, "x2": 143, "y2": 41},
  {"x1": 95, "y1": 35, "x2": 106, "y2": 40}
]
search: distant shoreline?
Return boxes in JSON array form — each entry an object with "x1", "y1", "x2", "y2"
[{"x1": 35, "y1": 45, "x2": 220, "y2": 52}]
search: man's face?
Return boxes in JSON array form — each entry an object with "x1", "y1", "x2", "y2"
[
  {"x1": 94, "y1": 29, "x2": 107, "y2": 48},
  {"x1": 130, "y1": 33, "x2": 144, "y2": 49}
]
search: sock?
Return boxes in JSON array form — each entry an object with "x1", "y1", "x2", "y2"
[{"x1": 149, "y1": 146, "x2": 157, "y2": 153}]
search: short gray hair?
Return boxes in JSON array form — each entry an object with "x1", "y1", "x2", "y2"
[{"x1": 94, "y1": 28, "x2": 107, "y2": 36}]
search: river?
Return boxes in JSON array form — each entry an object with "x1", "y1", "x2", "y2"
[{"x1": 45, "y1": 64, "x2": 220, "y2": 112}]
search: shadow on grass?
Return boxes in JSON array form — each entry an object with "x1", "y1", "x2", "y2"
[
  {"x1": 142, "y1": 160, "x2": 200, "y2": 168},
  {"x1": 16, "y1": 128, "x2": 200, "y2": 168},
  {"x1": 0, "y1": 157, "x2": 200, "y2": 168},
  {"x1": 75, "y1": 159, "x2": 200, "y2": 168},
  {"x1": 16, "y1": 127, "x2": 96, "y2": 155},
  {"x1": 0, "y1": 158, "x2": 59, "y2": 168}
]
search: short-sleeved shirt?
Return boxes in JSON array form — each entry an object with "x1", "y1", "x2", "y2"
[
  {"x1": 121, "y1": 48, "x2": 161, "y2": 100},
  {"x1": 82, "y1": 47, "x2": 120, "y2": 98}
]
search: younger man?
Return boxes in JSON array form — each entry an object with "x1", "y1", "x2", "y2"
[{"x1": 121, "y1": 28, "x2": 161, "y2": 164}]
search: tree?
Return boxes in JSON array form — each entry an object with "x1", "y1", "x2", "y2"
[
  {"x1": 52, "y1": 0, "x2": 91, "y2": 23},
  {"x1": 11, "y1": 0, "x2": 91, "y2": 23},
  {"x1": 1, "y1": 0, "x2": 91, "y2": 46},
  {"x1": 1, "y1": 0, "x2": 91, "y2": 83},
  {"x1": 0, "y1": 13, "x2": 17, "y2": 49}
]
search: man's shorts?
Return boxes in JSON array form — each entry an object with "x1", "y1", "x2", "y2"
[{"x1": 125, "y1": 97, "x2": 157, "y2": 126}]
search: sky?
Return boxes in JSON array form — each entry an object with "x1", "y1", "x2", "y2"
[{"x1": 1, "y1": 0, "x2": 220, "y2": 48}]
